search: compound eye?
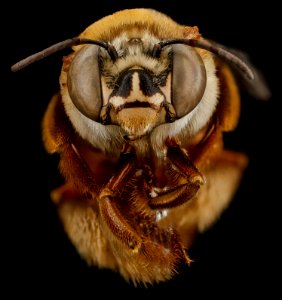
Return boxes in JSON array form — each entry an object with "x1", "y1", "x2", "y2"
[
  {"x1": 68, "y1": 45, "x2": 102, "y2": 120},
  {"x1": 172, "y1": 44, "x2": 207, "y2": 118}
]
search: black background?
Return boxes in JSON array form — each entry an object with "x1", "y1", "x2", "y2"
[{"x1": 2, "y1": 0, "x2": 280, "y2": 297}]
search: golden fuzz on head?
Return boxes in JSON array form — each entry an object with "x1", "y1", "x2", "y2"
[{"x1": 78, "y1": 8, "x2": 196, "y2": 41}]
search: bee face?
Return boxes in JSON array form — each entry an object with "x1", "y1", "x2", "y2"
[
  {"x1": 63, "y1": 25, "x2": 213, "y2": 146},
  {"x1": 100, "y1": 33, "x2": 171, "y2": 140}
]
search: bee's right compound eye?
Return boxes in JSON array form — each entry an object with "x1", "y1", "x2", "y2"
[{"x1": 68, "y1": 45, "x2": 102, "y2": 121}]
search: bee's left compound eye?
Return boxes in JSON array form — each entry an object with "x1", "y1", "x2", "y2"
[
  {"x1": 67, "y1": 45, "x2": 102, "y2": 121},
  {"x1": 171, "y1": 44, "x2": 207, "y2": 118}
]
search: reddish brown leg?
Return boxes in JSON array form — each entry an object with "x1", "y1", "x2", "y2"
[
  {"x1": 72, "y1": 144, "x2": 141, "y2": 251},
  {"x1": 97, "y1": 144, "x2": 142, "y2": 251},
  {"x1": 148, "y1": 140, "x2": 204, "y2": 209},
  {"x1": 98, "y1": 196, "x2": 142, "y2": 250},
  {"x1": 71, "y1": 142, "x2": 142, "y2": 251}
]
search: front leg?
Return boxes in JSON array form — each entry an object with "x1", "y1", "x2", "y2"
[
  {"x1": 97, "y1": 144, "x2": 142, "y2": 251},
  {"x1": 148, "y1": 139, "x2": 204, "y2": 209},
  {"x1": 69, "y1": 141, "x2": 142, "y2": 251}
]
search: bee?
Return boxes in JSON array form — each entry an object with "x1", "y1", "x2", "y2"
[{"x1": 11, "y1": 8, "x2": 270, "y2": 286}]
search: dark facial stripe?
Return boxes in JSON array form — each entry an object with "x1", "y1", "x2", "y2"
[
  {"x1": 138, "y1": 71, "x2": 160, "y2": 96},
  {"x1": 111, "y1": 69, "x2": 162, "y2": 98},
  {"x1": 112, "y1": 71, "x2": 133, "y2": 98}
]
